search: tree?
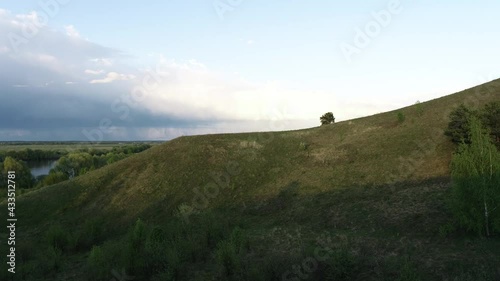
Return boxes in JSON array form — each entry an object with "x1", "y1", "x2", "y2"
[
  {"x1": 54, "y1": 152, "x2": 93, "y2": 178},
  {"x1": 445, "y1": 104, "x2": 476, "y2": 144},
  {"x1": 481, "y1": 101, "x2": 500, "y2": 147},
  {"x1": 450, "y1": 117, "x2": 500, "y2": 236},
  {"x1": 320, "y1": 112, "x2": 335, "y2": 125},
  {"x1": 2, "y1": 156, "x2": 34, "y2": 189}
]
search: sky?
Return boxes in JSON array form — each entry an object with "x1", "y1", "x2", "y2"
[{"x1": 0, "y1": 0, "x2": 499, "y2": 141}]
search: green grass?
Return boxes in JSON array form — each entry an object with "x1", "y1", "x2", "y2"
[{"x1": 1, "y1": 80, "x2": 500, "y2": 280}]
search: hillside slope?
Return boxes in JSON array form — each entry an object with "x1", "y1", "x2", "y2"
[{"x1": 2, "y1": 79, "x2": 500, "y2": 280}]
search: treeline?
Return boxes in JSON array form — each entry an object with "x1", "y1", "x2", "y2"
[
  {"x1": 39, "y1": 144, "x2": 152, "y2": 188},
  {"x1": 0, "y1": 144, "x2": 152, "y2": 190},
  {"x1": 0, "y1": 149, "x2": 63, "y2": 162}
]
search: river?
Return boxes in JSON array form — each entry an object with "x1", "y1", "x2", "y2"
[{"x1": 28, "y1": 160, "x2": 58, "y2": 178}]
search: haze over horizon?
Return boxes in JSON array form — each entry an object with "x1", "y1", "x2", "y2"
[{"x1": 1, "y1": 0, "x2": 499, "y2": 141}]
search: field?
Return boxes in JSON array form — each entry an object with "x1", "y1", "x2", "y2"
[{"x1": 1, "y1": 80, "x2": 500, "y2": 280}]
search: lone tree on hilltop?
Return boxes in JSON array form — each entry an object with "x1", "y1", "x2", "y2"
[{"x1": 320, "y1": 112, "x2": 335, "y2": 125}]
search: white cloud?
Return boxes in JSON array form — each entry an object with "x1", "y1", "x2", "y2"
[
  {"x1": 64, "y1": 25, "x2": 80, "y2": 38},
  {"x1": 90, "y1": 72, "x2": 136, "y2": 84},
  {"x1": 0, "y1": 46, "x2": 9, "y2": 54},
  {"x1": 65, "y1": 81, "x2": 75, "y2": 85},
  {"x1": 90, "y1": 58, "x2": 113, "y2": 66},
  {"x1": 134, "y1": 57, "x2": 336, "y2": 123},
  {"x1": 84, "y1": 69, "x2": 105, "y2": 75}
]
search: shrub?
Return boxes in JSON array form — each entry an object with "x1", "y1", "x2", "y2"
[
  {"x1": 126, "y1": 219, "x2": 148, "y2": 275},
  {"x1": 44, "y1": 225, "x2": 70, "y2": 252},
  {"x1": 145, "y1": 226, "x2": 168, "y2": 274},
  {"x1": 40, "y1": 246, "x2": 64, "y2": 274},
  {"x1": 397, "y1": 111, "x2": 406, "y2": 123},
  {"x1": 87, "y1": 246, "x2": 108, "y2": 280},
  {"x1": 215, "y1": 227, "x2": 249, "y2": 278},
  {"x1": 77, "y1": 218, "x2": 105, "y2": 250}
]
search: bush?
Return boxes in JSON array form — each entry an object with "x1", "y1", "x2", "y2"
[
  {"x1": 76, "y1": 218, "x2": 105, "y2": 250},
  {"x1": 87, "y1": 246, "x2": 108, "y2": 280},
  {"x1": 40, "y1": 246, "x2": 64, "y2": 274},
  {"x1": 145, "y1": 226, "x2": 168, "y2": 274},
  {"x1": 397, "y1": 111, "x2": 406, "y2": 123},
  {"x1": 44, "y1": 225, "x2": 70, "y2": 252},
  {"x1": 126, "y1": 219, "x2": 148, "y2": 275},
  {"x1": 445, "y1": 104, "x2": 476, "y2": 144},
  {"x1": 215, "y1": 227, "x2": 249, "y2": 278}
]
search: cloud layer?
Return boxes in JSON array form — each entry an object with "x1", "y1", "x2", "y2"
[{"x1": 0, "y1": 8, "x2": 401, "y2": 141}]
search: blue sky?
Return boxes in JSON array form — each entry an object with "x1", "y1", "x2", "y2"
[{"x1": 0, "y1": 0, "x2": 499, "y2": 140}]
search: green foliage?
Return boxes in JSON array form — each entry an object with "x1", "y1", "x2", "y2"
[
  {"x1": 73, "y1": 218, "x2": 105, "y2": 251},
  {"x1": 445, "y1": 104, "x2": 476, "y2": 144},
  {"x1": 1, "y1": 156, "x2": 34, "y2": 188},
  {"x1": 0, "y1": 148, "x2": 63, "y2": 162},
  {"x1": 42, "y1": 246, "x2": 64, "y2": 272},
  {"x1": 42, "y1": 171, "x2": 69, "y2": 186},
  {"x1": 450, "y1": 117, "x2": 500, "y2": 236},
  {"x1": 299, "y1": 141, "x2": 310, "y2": 151},
  {"x1": 145, "y1": 226, "x2": 169, "y2": 274},
  {"x1": 481, "y1": 101, "x2": 500, "y2": 147},
  {"x1": 44, "y1": 224, "x2": 70, "y2": 252},
  {"x1": 445, "y1": 102, "x2": 500, "y2": 147},
  {"x1": 87, "y1": 246, "x2": 107, "y2": 280},
  {"x1": 320, "y1": 112, "x2": 335, "y2": 125},
  {"x1": 215, "y1": 227, "x2": 249, "y2": 278},
  {"x1": 54, "y1": 152, "x2": 93, "y2": 178},
  {"x1": 126, "y1": 219, "x2": 148, "y2": 275},
  {"x1": 397, "y1": 111, "x2": 406, "y2": 124}
]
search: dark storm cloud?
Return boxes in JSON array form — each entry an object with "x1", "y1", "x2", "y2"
[{"x1": 0, "y1": 9, "x2": 209, "y2": 140}]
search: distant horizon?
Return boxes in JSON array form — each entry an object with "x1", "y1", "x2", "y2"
[{"x1": 1, "y1": 77, "x2": 499, "y2": 142}]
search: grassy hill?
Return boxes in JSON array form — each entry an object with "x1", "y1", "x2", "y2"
[{"x1": 2, "y1": 79, "x2": 500, "y2": 280}]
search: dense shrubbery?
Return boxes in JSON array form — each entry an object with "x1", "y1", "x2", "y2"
[{"x1": 445, "y1": 102, "x2": 500, "y2": 147}]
